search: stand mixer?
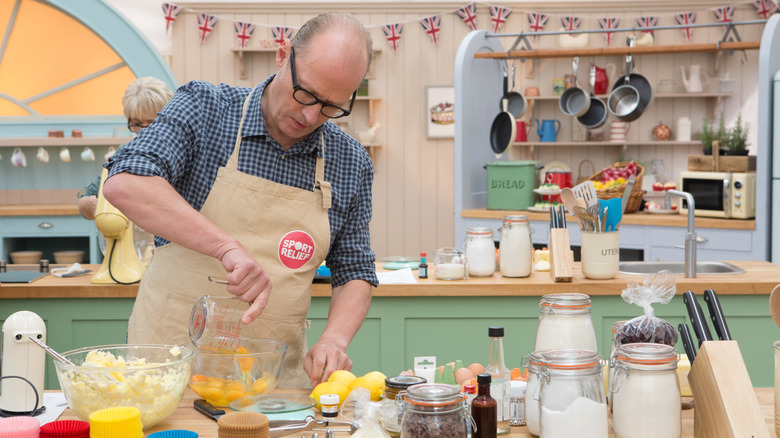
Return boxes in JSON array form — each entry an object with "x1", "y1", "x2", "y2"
[
  {"x1": 92, "y1": 168, "x2": 144, "y2": 284},
  {"x1": 0, "y1": 311, "x2": 45, "y2": 416}
]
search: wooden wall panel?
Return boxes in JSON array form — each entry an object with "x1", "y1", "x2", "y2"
[{"x1": 171, "y1": 1, "x2": 763, "y2": 260}]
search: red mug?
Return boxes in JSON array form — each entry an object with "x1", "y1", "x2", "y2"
[{"x1": 515, "y1": 121, "x2": 531, "y2": 142}]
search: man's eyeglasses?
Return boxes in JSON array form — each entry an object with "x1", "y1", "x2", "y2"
[
  {"x1": 127, "y1": 121, "x2": 153, "y2": 133},
  {"x1": 289, "y1": 46, "x2": 356, "y2": 119}
]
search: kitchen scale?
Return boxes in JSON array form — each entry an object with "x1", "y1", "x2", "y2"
[{"x1": 229, "y1": 394, "x2": 317, "y2": 421}]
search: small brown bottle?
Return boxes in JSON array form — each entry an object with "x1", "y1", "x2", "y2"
[
  {"x1": 418, "y1": 252, "x2": 428, "y2": 279},
  {"x1": 472, "y1": 373, "x2": 497, "y2": 438}
]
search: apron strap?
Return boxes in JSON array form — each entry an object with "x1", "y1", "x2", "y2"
[
  {"x1": 227, "y1": 88, "x2": 257, "y2": 170},
  {"x1": 314, "y1": 133, "x2": 331, "y2": 210}
]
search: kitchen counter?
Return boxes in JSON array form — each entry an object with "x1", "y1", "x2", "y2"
[
  {"x1": 54, "y1": 388, "x2": 779, "y2": 437},
  {"x1": 2, "y1": 260, "x2": 778, "y2": 299},
  {"x1": 462, "y1": 208, "x2": 756, "y2": 230},
  {"x1": 0, "y1": 204, "x2": 79, "y2": 216}
]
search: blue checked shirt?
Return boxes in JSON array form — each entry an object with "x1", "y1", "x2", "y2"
[{"x1": 105, "y1": 77, "x2": 377, "y2": 288}]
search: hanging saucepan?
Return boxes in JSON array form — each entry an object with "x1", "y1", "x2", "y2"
[
  {"x1": 559, "y1": 56, "x2": 590, "y2": 117},
  {"x1": 490, "y1": 95, "x2": 516, "y2": 158},
  {"x1": 499, "y1": 61, "x2": 528, "y2": 119},
  {"x1": 608, "y1": 52, "x2": 644, "y2": 122},
  {"x1": 576, "y1": 65, "x2": 608, "y2": 129}
]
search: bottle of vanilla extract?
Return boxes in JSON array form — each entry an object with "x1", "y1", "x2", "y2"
[{"x1": 472, "y1": 373, "x2": 497, "y2": 438}]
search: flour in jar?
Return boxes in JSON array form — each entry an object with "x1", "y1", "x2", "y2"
[
  {"x1": 535, "y1": 314, "x2": 597, "y2": 351},
  {"x1": 499, "y1": 215, "x2": 532, "y2": 278},
  {"x1": 465, "y1": 227, "x2": 496, "y2": 277},
  {"x1": 612, "y1": 370, "x2": 681, "y2": 438},
  {"x1": 540, "y1": 396, "x2": 608, "y2": 438}
]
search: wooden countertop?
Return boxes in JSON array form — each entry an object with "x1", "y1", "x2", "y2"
[
  {"x1": 462, "y1": 208, "x2": 756, "y2": 230},
  {"x1": 3, "y1": 260, "x2": 779, "y2": 299},
  {"x1": 0, "y1": 204, "x2": 79, "y2": 216},
  {"x1": 55, "y1": 388, "x2": 779, "y2": 437}
]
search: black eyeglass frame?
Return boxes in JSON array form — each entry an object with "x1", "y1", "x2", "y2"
[
  {"x1": 289, "y1": 46, "x2": 357, "y2": 119},
  {"x1": 127, "y1": 121, "x2": 152, "y2": 133}
]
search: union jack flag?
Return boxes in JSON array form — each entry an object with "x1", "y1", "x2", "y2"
[
  {"x1": 233, "y1": 21, "x2": 255, "y2": 49},
  {"x1": 197, "y1": 14, "x2": 218, "y2": 45},
  {"x1": 560, "y1": 16, "x2": 582, "y2": 36},
  {"x1": 712, "y1": 6, "x2": 736, "y2": 29},
  {"x1": 635, "y1": 16, "x2": 658, "y2": 34},
  {"x1": 456, "y1": 3, "x2": 478, "y2": 31},
  {"x1": 752, "y1": 0, "x2": 778, "y2": 19},
  {"x1": 271, "y1": 27, "x2": 293, "y2": 46},
  {"x1": 675, "y1": 12, "x2": 697, "y2": 42},
  {"x1": 382, "y1": 23, "x2": 404, "y2": 53},
  {"x1": 161, "y1": 3, "x2": 183, "y2": 34},
  {"x1": 489, "y1": 6, "x2": 512, "y2": 34},
  {"x1": 598, "y1": 17, "x2": 621, "y2": 46},
  {"x1": 527, "y1": 12, "x2": 549, "y2": 41},
  {"x1": 420, "y1": 15, "x2": 442, "y2": 46}
]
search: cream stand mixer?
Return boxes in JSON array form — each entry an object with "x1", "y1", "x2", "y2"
[
  {"x1": 0, "y1": 311, "x2": 45, "y2": 416},
  {"x1": 92, "y1": 168, "x2": 144, "y2": 284}
]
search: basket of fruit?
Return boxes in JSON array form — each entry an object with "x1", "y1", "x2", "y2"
[{"x1": 588, "y1": 161, "x2": 645, "y2": 213}]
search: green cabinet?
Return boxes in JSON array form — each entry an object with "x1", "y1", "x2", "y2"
[{"x1": 0, "y1": 215, "x2": 99, "y2": 264}]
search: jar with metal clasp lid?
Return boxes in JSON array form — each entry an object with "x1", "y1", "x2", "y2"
[
  {"x1": 539, "y1": 349, "x2": 608, "y2": 438},
  {"x1": 534, "y1": 293, "x2": 597, "y2": 352},
  {"x1": 383, "y1": 375, "x2": 427, "y2": 437},
  {"x1": 464, "y1": 227, "x2": 496, "y2": 277},
  {"x1": 499, "y1": 215, "x2": 532, "y2": 278},
  {"x1": 610, "y1": 343, "x2": 681, "y2": 438},
  {"x1": 400, "y1": 384, "x2": 474, "y2": 438},
  {"x1": 523, "y1": 351, "x2": 548, "y2": 437},
  {"x1": 607, "y1": 320, "x2": 628, "y2": 412}
]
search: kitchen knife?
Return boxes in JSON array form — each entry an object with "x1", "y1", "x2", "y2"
[
  {"x1": 703, "y1": 288, "x2": 732, "y2": 340},
  {"x1": 677, "y1": 322, "x2": 697, "y2": 363},
  {"x1": 683, "y1": 290, "x2": 713, "y2": 345},
  {"x1": 194, "y1": 399, "x2": 225, "y2": 421}
]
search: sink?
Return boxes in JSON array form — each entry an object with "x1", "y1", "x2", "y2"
[{"x1": 618, "y1": 261, "x2": 745, "y2": 275}]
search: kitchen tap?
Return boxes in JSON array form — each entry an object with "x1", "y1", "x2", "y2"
[{"x1": 665, "y1": 190, "x2": 697, "y2": 278}]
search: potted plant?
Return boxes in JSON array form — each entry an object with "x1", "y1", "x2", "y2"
[
  {"x1": 725, "y1": 113, "x2": 749, "y2": 155},
  {"x1": 698, "y1": 116, "x2": 715, "y2": 155}
]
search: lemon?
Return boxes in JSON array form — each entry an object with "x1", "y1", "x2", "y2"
[
  {"x1": 327, "y1": 370, "x2": 357, "y2": 387},
  {"x1": 348, "y1": 371, "x2": 387, "y2": 401},
  {"x1": 310, "y1": 381, "x2": 350, "y2": 410},
  {"x1": 361, "y1": 371, "x2": 387, "y2": 388}
]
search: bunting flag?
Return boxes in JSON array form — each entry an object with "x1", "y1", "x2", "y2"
[
  {"x1": 712, "y1": 5, "x2": 736, "y2": 29},
  {"x1": 675, "y1": 12, "x2": 697, "y2": 42},
  {"x1": 382, "y1": 23, "x2": 404, "y2": 53},
  {"x1": 197, "y1": 14, "x2": 218, "y2": 45},
  {"x1": 635, "y1": 16, "x2": 659, "y2": 34},
  {"x1": 560, "y1": 16, "x2": 582, "y2": 35},
  {"x1": 598, "y1": 17, "x2": 621, "y2": 46},
  {"x1": 161, "y1": 3, "x2": 183, "y2": 34},
  {"x1": 420, "y1": 15, "x2": 442, "y2": 46},
  {"x1": 456, "y1": 2, "x2": 478, "y2": 31},
  {"x1": 527, "y1": 12, "x2": 549, "y2": 41},
  {"x1": 752, "y1": 0, "x2": 778, "y2": 19},
  {"x1": 233, "y1": 21, "x2": 255, "y2": 49},
  {"x1": 489, "y1": 6, "x2": 512, "y2": 33},
  {"x1": 271, "y1": 26, "x2": 293, "y2": 46}
]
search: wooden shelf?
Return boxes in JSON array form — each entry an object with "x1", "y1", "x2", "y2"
[
  {"x1": 527, "y1": 92, "x2": 732, "y2": 101},
  {"x1": 0, "y1": 137, "x2": 129, "y2": 147},
  {"x1": 232, "y1": 47, "x2": 383, "y2": 80},
  {"x1": 514, "y1": 140, "x2": 702, "y2": 147},
  {"x1": 474, "y1": 41, "x2": 761, "y2": 60}
]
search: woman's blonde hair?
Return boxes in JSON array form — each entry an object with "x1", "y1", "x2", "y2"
[{"x1": 122, "y1": 77, "x2": 174, "y2": 121}]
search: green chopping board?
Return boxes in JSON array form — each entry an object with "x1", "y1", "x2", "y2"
[{"x1": 0, "y1": 271, "x2": 48, "y2": 283}]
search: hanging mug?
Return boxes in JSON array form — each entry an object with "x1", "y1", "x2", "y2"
[
  {"x1": 60, "y1": 147, "x2": 71, "y2": 163},
  {"x1": 11, "y1": 148, "x2": 27, "y2": 168},
  {"x1": 81, "y1": 146, "x2": 95, "y2": 162},
  {"x1": 36, "y1": 147, "x2": 49, "y2": 163}
]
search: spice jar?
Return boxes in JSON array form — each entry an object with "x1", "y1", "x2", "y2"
[
  {"x1": 611, "y1": 343, "x2": 680, "y2": 438},
  {"x1": 400, "y1": 384, "x2": 473, "y2": 438},
  {"x1": 464, "y1": 227, "x2": 496, "y2": 277},
  {"x1": 499, "y1": 215, "x2": 532, "y2": 278},
  {"x1": 524, "y1": 351, "x2": 547, "y2": 436},
  {"x1": 534, "y1": 293, "x2": 597, "y2": 352},
  {"x1": 607, "y1": 320, "x2": 628, "y2": 412},
  {"x1": 539, "y1": 349, "x2": 608, "y2": 438},
  {"x1": 383, "y1": 376, "x2": 427, "y2": 437}
]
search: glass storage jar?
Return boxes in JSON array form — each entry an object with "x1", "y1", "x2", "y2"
[
  {"x1": 539, "y1": 349, "x2": 608, "y2": 438},
  {"x1": 534, "y1": 293, "x2": 598, "y2": 352},
  {"x1": 383, "y1": 375, "x2": 427, "y2": 437},
  {"x1": 524, "y1": 351, "x2": 547, "y2": 437},
  {"x1": 611, "y1": 343, "x2": 680, "y2": 438},
  {"x1": 400, "y1": 384, "x2": 473, "y2": 438},
  {"x1": 434, "y1": 247, "x2": 468, "y2": 281},
  {"x1": 464, "y1": 227, "x2": 496, "y2": 277},
  {"x1": 499, "y1": 215, "x2": 532, "y2": 278},
  {"x1": 607, "y1": 320, "x2": 628, "y2": 412}
]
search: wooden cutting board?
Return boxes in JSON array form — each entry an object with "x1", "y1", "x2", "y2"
[{"x1": 0, "y1": 271, "x2": 48, "y2": 283}]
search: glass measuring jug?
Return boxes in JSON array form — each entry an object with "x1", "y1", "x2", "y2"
[{"x1": 189, "y1": 294, "x2": 252, "y2": 352}]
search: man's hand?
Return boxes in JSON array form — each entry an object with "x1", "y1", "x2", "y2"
[
  {"x1": 218, "y1": 244, "x2": 273, "y2": 324},
  {"x1": 304, "y1": 339, "x2": 352, "y2": 387}
]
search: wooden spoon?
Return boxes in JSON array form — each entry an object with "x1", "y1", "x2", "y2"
[
  {"x1": 560, "y1": 188, "x2": 576, "y2": 215},
  {"x1": 770, "y1": 284, "x2": 780, "y2": 328}
]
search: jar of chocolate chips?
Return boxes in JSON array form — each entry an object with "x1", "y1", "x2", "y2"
[{"x1": 400, "y1": 383, "x2": 473, "y2": 438}]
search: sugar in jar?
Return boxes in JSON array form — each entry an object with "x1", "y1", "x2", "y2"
[
  {"x1": 464, "y1": 227, "x2": 496, "y2": 277},
  {"x1": 534, "y1": 293, "x2": 597, "y2": 352},
  {"x1": 524, "y1": 351, "x2": 547, "y2": 436},
  {"x1": 611, "y1": 343, "x2": 681, "y2": 438},
  {"x1": 499, "y1": 215, "x2": 532, "y2": 278}
]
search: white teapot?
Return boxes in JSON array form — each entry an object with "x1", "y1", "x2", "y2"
[{"x1": 681, "y1": 64, "x2": 710, "y2": 93}]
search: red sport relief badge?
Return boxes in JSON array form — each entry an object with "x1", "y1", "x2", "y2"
[{"x1": 278, "y1": 231, "x2": 315, "y2": 269}]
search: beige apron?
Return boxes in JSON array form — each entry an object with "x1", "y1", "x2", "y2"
[{"x1": 127, "y1": 89, "x2": 331, "y2": 388}]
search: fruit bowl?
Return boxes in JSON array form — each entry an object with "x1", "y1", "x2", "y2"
[
  {"x1": 54, "y1": 344, "x2": 193, "y2": 429},
  {"x1": 189, "y1": 339, "x2": 287, "y2": 407}
]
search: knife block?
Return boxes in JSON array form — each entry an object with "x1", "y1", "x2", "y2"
[
  {"x1": 688, "y1": 341, "x2": 770, "y2": 438},
  {"x1": 548, "y1": 228, "x2": 573, "y2": 282}
]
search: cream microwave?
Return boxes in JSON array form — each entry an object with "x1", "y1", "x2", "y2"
[{"x1": 678, "y1": 171, "x2": 756, "y2": 219}]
